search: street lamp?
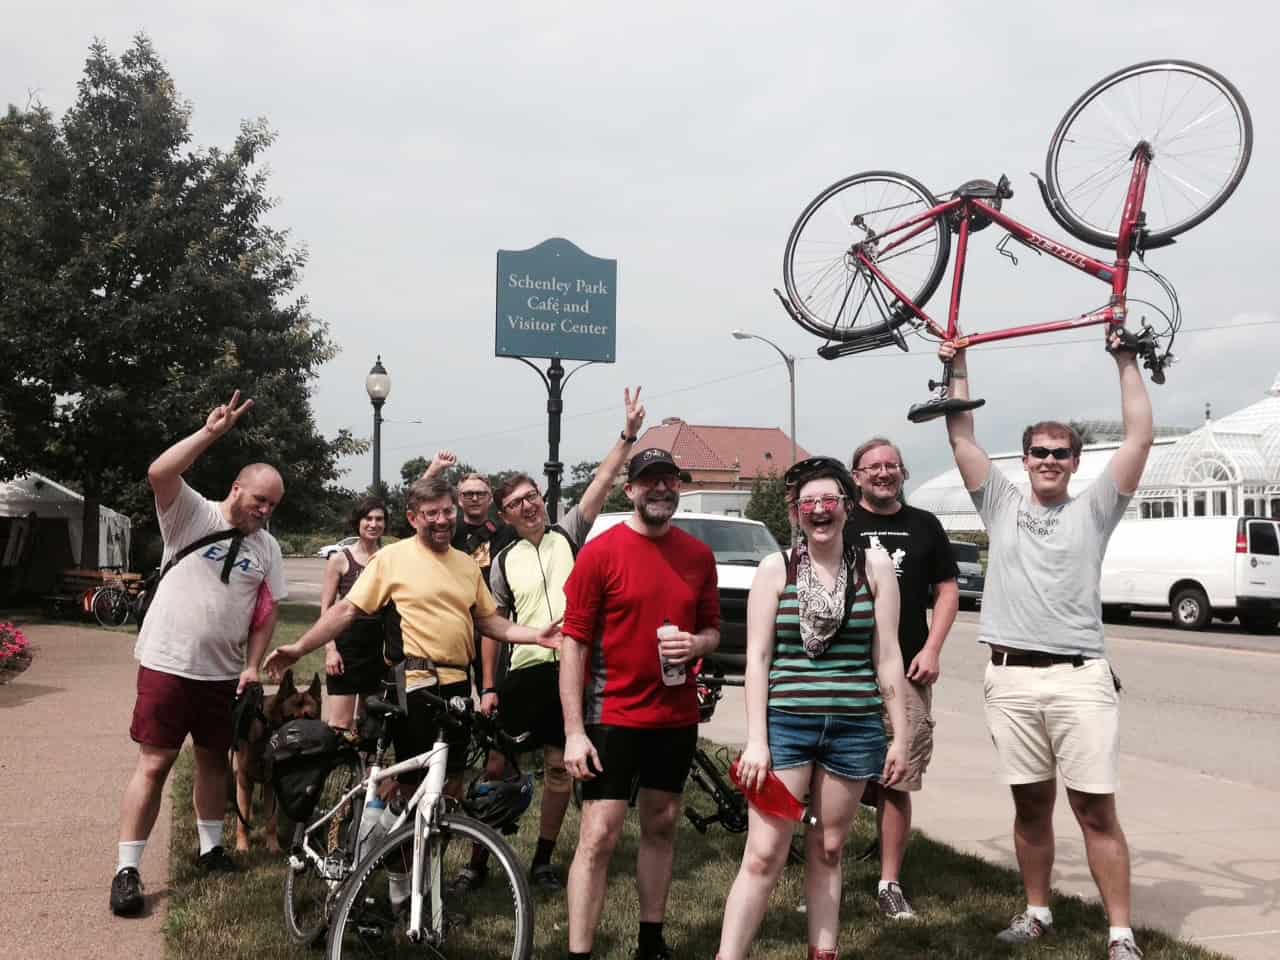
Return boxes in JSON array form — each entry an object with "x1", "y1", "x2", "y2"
[
  {"x1": 732, "y1": 330, "x2": 797, "y2": 468},
  {"x1": 365, "y1": 355, "x2": 391, "y2": 492}
]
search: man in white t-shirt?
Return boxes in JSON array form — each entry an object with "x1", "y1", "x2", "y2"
[{"x1": 110, "y1": 391, "x2": 289, "y2": 917}]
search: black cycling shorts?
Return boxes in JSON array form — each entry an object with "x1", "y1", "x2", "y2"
[
  {"x1": 497, "y1": 661, "x2": 565, "y2": 750},
  {"x1": 579, "y1": 724, "x2": 698, "y2": 802},
  {"x1": 391, "y1": 681, "x2": 472, "y2": 784}
]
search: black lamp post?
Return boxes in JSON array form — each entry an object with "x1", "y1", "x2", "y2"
[{"x1": 365, "y1": 355, "x2": 391, "y2": 492}]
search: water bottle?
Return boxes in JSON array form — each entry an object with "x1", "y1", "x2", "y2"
[
  {"x1": 729, "y1": 757, "x2": 818, "y2": 826},
  {"x1": 382, "y1": 799, "x2": 410, "y2": 912},
  {"x1": 356, "y1": 794, "x2": 387, "y2": 853},
  {"x1": 657, "y1": 619, "x2": 685, "y2": 686}
]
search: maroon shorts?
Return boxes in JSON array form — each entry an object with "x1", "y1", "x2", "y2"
[{"x1": 129, "y1": 665, "x2": 238, "y2": 751}]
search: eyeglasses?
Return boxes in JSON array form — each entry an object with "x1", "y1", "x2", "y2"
[
  {"x1": 417, "y1": 506, "x2": 457, "y2": 521},
  {"x1": 796, "y1": 494, "x2": 846, "y2": 514},
  {"x1": 634, "y1": 472, "x2": 681, "y2": 489},
  {"x1": 459, "y1": 490, "x2": 491, "y2": 501},
  {"x1": 1027, "y1": 446, "x2": 1074, "y2": 461},
  {"x1": 502, "y1": 490, "x2": 542, "y2": 512},
  {"x1": 854, "y1": 462, "x2": 902, "y2": 475}
]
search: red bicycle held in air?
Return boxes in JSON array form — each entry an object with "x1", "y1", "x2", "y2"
[{"x1": 774, "y1": 59, "x2": 1252, "y2": 422}]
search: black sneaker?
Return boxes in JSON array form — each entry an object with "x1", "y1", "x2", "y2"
[
  {"x1": 876, "y1": 881, "x2": 916, "y2": 919},
  {"x1": 195, "y1": 845, "x2": 238, "y2": 874},
  {"x1": 633, "y1": 939, "x2": 673, "y2": 960},
  {"x1": 110, "y1": 867, "x2": 144, "y2": 916},
  {"x1": 448, "y1": 865, "x2": 487, "y2": 893},
  {"x1": 529, "y1": 862, "x2": 563, "y2": 891}
]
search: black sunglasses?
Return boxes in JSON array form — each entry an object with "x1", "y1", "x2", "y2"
[{"x1": 1027, "y1": 445, "x2": 1074, "y2": 461}]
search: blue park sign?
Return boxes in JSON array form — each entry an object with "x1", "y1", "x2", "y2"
[{"x1": 495, "y1": 238, "x2": 617, "y2": 363}]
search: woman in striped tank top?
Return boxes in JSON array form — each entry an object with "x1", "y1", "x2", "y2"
[{"x1": 718, "y1": 458, "x2": 910, "y2": 960}]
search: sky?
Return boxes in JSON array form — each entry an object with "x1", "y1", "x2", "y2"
[{"x1": 6, "y1": 1, "x2": 1278, "y2": 498}]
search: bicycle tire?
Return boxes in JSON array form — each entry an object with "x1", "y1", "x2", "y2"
[
  {"x1": 326, "y1": 813, "x2": 534, "y2": 960},
  {"x1": 783, "y1": 170, "x2": 950, "y2": 342},
  {"x1": 92, "y1": 586, "x2": 130, "y2": 627},
  {"x1": 1045, "y1": 59, "x2": 1251, "y2": 248},
  {"x1": 283, "y1": 750, "x2": 363, "y2": 946}
]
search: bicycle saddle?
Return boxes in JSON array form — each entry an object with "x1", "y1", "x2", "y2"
[{"x1": 907, "y1": 396, "x2": 986, "y2": 424}]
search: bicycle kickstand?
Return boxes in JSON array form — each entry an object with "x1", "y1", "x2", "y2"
[{"x1": 906, "y1": 359, "x2": 987, "y2": 424}]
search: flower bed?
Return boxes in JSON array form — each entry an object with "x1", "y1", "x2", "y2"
[{"x1": 0, "y1": 622, "x2": 32, "y2": 681}]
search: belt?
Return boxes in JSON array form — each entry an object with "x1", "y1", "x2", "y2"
[
  {"x1": 403, "y1": 656, "x2": 468, "y2": 673},
  {"x1": 989, "y1": 646, "x2": 1093, "y2": 668}
]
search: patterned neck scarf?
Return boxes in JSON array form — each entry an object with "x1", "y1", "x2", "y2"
[{"x1": 794, "y1": 540, "x2": 848, "y2": 658}]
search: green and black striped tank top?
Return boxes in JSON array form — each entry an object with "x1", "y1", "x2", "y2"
[{"x1": 768, "y1": 574, "x2": 881, "y2": 716}]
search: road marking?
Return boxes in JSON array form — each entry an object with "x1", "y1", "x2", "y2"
[{"x1": 1108, "y1": 632, "x2": 1280, "y2": 659}]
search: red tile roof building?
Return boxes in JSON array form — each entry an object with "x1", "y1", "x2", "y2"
[{"x1": 633, "y1": 418, "x2": 810, "y2": 490}]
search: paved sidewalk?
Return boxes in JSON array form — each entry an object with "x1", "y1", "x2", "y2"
[
  {"x1": 0, "y1": 622, "x2": 168, "y2": 958},
  {"x1": 704, "y1": 651, "x2": 1280, "y2": 960}
]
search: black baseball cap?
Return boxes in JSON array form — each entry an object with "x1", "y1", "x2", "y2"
[{"x1": 627, "y1": 447, "x2": 692, "y2": 482}]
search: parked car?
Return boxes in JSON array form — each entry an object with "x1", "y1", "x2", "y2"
[
  {"x1": 1100, "y1": 515, "x2": 1280, "y2": 632},
  {"x1": 950, "y1": 539, "x2": 985, "y2": 610},
  {"x1": 315, "y1": 535, "x2": 360, "y2": 559},
  {"x1": 586, "y1": 512, "x2": 782, "y2": 672}
]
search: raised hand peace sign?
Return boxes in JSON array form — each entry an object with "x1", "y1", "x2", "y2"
[
  {"x1": 205, "y1": 390, "x2": 254, "y2": 438},
  {"x1": 624, "y1": 386, "x2": 645, "y2": 438}
]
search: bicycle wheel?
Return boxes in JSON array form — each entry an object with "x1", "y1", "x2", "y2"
[
  {"x1": 284, "y1": 750, "x2": 363, "y2": 945},
  {"x1": 326, "y1": 814, "x2": 534, "y2": 960},
  {"x1": 92, "y1": 587, "x2": 130, "y2": 627},
  {"x1": 686, "y1": 745, "x2": 748, "y2": 833},
  {"x1": 783, "y1": 171, "x2": 950, "y2": 342},
  {"x1": 1045, "y1": 59, "x2": 1251, "y2": 247}
]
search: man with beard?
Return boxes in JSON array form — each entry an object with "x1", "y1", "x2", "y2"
[
  {"x1": 422, "y1": 451, "x2": 517, "y2": 582},
  {"x1": 560, "y1": 447, "x2": 720, "y2": 960},
  {"x1": 263, "y1": 477, "x2": 559, "y2": 800},
  {"x1": 476, "y1": 387, "x2": 645, "y2": 892},
  {"x1": 845, "y1": 436, "x2": 958, "y2": 920},
  {"x1": 112, "y1": 391, "x2": 288, "y2": 916},
  {"x1": 940, "y1": 334, "x2": 1152, "y2": 960}
]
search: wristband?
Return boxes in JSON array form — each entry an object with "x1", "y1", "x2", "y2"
[
  {"x1": 620, "y1": 431, "x2": 637, "y2": 443},
  {"x1": 482, "y1": 687, "x2": 499, "y2": 696}
]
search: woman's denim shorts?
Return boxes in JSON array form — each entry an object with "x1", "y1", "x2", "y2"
[{"x1": 767, "y1": 707, "x2": 887, "y2": 782}]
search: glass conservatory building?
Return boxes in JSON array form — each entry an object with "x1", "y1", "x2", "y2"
[{"x1": 911, "y1": 372, "x2": 1280, "y2": 531}]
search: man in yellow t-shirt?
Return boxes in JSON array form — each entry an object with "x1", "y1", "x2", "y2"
[{"x1": 264, "y1": 476, "x2": 559, "y2": 794}]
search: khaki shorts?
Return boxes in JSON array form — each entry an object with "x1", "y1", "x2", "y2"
[
  {"x1": 883, "y1": 680, "x2": 934, "y2": 792},
  {"x1": 982, "y1": 657, "x2": 1119, "y2": 794}
]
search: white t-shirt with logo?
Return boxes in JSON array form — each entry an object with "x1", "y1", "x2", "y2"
[{"x1": 134, "y1": 480, "x2": 288, "y2": 680}]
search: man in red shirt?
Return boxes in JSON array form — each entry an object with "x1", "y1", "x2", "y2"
[{"x1": 560, "y1": 447, "x2": 720, "y2": 960}]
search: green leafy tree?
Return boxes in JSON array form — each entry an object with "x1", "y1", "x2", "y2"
[
  {"x1": 746, "y1": 470, "x2": 791, "y2": 547},
  {"x1": 560, "y1": 460, "x2": 599, "y2": 507},
  {"x1": 0, "y1": 36, "x2": 360, "y2": 568}
]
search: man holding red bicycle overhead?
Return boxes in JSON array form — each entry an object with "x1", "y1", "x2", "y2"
[{"x1": 939, "y1": 332, "x2": 1152, "y2": 960}]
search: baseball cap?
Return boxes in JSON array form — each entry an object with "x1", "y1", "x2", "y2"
[{"x1": 627, "y1": 448, "x2": 692, "y2": 482}]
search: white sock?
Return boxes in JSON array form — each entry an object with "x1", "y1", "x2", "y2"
[
  {"x1": 878, "y1": 880, "x2": 897, "y2": 893},
  {"x1": 1027, "y1": 904, "x2": 1053, "y2": 926},
  {"x1": 1109, "y1": 927, "x2": 1135, "y2": 944},
  {"x1": 196, "y1": 819, "x2": 224, "y2": 855},
  {"x1": 117, "y1": 840, "x2": 146, "y2": 874}
]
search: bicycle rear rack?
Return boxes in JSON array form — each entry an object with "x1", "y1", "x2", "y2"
[{"x1": 772, "y1": 288, "x2": 910, "y2": 359}]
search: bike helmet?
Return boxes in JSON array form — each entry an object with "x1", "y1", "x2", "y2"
[{"x1": 464, "y1": 773, "x2": 533, "y2": 834}]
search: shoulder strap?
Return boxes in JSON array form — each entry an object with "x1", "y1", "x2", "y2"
[{"x1": 158, "y1": 527, "x2": 241, "y2": 587}]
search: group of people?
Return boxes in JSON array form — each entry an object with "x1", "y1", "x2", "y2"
[{"x1": 108, "y1": 333, "x2": 1153, "y2": 960}]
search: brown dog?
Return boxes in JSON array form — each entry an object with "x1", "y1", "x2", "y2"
[{"x1": 234, "y1": 670, "x2": 322, "y2": 852}]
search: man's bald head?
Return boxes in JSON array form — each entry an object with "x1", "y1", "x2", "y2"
[{"x1": 227, "y1": 463, "x2": 284, "y2": 533}]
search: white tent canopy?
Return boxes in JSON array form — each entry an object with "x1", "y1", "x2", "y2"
[{"x1": 0, "y1": 472, "x2": 131, "y2": 569}]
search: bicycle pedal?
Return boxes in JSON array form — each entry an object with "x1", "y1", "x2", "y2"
[{"x1": 907, "y1": 396, "x2": 986, "y2": 424}]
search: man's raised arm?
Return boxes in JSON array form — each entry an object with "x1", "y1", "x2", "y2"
[
  {"x1": 939, "y1": 343, "x2": 991, "y2": 492},
  {"x1": 148, "y1": 390, "x2": 254, "y2": 511},
  {"x1": 576, "y1": 386, "x2": 646, "y2": 525},
  {"x1": 1107, "y1": 333, "x2": 1155, "y2": 495}
]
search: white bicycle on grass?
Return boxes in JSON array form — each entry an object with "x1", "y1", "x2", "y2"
[{"x1": 285, "y1": 664, "x2": 535, "y2": 959}]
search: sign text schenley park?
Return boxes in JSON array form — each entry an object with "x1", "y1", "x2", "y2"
[{"x1": 495, "y1": 237, "x2": 617, "y2": 363}]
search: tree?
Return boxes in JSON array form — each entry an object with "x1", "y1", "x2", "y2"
[
  {"x1": 746, "y1": 471, "x2": 791, "y2": 547},
  {"x1": 0, "y1": 36, "x2": 360, "y2": 568},
  {"x1": 560, "y1": 460, "x2": 599, "y2": 507}
]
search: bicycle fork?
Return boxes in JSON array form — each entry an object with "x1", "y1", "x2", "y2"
[{"x1": 407, "y1": 739, "x2": 449, "y2": 944}]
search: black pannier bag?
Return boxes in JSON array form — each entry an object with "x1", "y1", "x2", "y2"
[{"x1": 268, "y1": 718, "x2": 341, "y2": 822}]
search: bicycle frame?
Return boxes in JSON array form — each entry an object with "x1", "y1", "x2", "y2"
[{"x1": 863, "y1": 144, "x2": 1152, "y2": 346}]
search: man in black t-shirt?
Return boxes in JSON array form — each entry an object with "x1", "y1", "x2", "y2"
[{"x1": 845, "y1": 436, "x2": 958, "y2": 922}]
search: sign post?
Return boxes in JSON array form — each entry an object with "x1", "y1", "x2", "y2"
[{"x1": 496, "y1": 238, "x2": 617, "y2": 521}]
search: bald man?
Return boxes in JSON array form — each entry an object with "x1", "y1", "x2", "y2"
[{"x1": 110, "y1": 391, "x2": 289, "y2": 917}]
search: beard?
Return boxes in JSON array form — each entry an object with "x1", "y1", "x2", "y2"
[{"x1": 637, "y1": 492, "x2": 678, "y2": 526}]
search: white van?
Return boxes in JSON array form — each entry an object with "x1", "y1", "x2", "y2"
[{"x1": 1100, "y1": 516, "x2": 1280, "y2": 633}]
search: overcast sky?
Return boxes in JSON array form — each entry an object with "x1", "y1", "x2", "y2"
[{"x1": 6, "y1": 2, "x2": 1278, "y2": 498}]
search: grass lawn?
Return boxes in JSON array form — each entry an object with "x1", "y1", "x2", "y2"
[{"x1": 165, "y1": 746, "x2": 1229, "y2": 960}]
